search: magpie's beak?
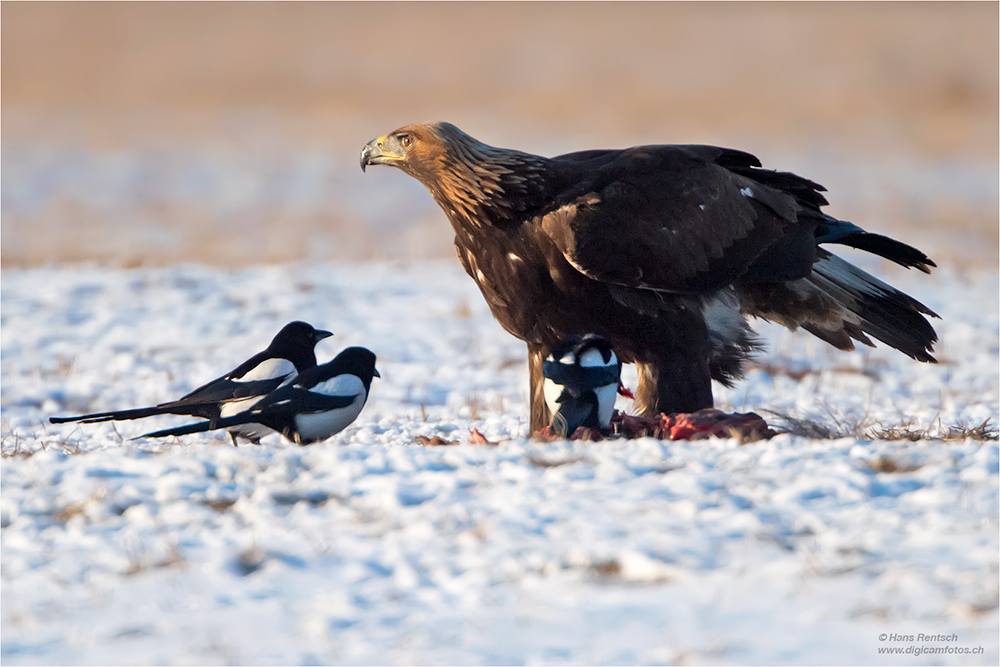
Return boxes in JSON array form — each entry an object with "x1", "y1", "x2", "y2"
[
  {"x1": 373, "y1": 367, "x2": 381, "y2": 379},
  {"x1": 360, "y1": 135, "x2": 404, "y2": 172},
  {"x1": 314, "y1": 329, "x2": 334, "y2": 343}
]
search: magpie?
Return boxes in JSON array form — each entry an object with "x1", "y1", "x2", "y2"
[
  {"x1": 135, "y1": 347, "x2": 380, "y2": 446},
  {"x1": 543, "y1": 334, "x2": 622, "y2": 437},
  {"x1": 50, "y1": 321, "x2": 333, "y2": 445}
]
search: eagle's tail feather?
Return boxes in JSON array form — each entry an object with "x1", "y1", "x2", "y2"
[
  {"x1": 830, "y1": 232, "x2": 936, "y2": 273},
  {"x1": 816, "y1": 219, "x2": 936, "y2": 273},
  {"x1": 804, "y1": 251, "x2": 938, "y2": 362}
]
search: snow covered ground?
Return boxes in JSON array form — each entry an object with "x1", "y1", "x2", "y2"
[{"x1": 2, "y1": 260, "x2": 998, "y2": 665}]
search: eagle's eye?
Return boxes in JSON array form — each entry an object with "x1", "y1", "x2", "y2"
[{"x1": 399, "y1": 134, "x2": 413, "y2": 148}]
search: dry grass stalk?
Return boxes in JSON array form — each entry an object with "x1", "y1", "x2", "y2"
[
  {"x1": 526, "y1": 454, "x2": 592, "y2": 468},
  {"x1": 467, "y1": 428, "x2": 498, "y2": 446},
  {"x1": 203, "y1": 498, "x2": 238, "y2": 512},
  {"x1": 124, "y1": 521, "x2": 187, "y2": 576},
  {"x1": 862, "y1": 456, "x2": 924, "y2": 474},
  {"x1": 589, "y1": 560, "x2": 622, "y2": 578},
  {"x1": 766, "y1": 411, "x2": 997, "y2": 442},
  {"x1": 51, "y1": 488, "x2": 106, "y2": 523},
  {"x1": 415, "y1": 435, "x2": 458, "y2": 446}
]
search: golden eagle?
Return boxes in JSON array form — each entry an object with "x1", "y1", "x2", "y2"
[{"x1": 361, "y1": 123, "x2": 938, "y2": 431}]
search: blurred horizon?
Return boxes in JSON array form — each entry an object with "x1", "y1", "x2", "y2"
[{"x1": 2, "y1": 2, "x2": 997, "y2": 268}]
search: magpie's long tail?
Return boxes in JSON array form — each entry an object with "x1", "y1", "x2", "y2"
[
  {"x1": 50, "y1": 406, "x2": 176, "y2": 424},
  {"x1": 132, "y1": 414, "x2": 249, "y2": 440},
  {"x1": 816, "y1": 218, "x2": 936, "y2": 273}
]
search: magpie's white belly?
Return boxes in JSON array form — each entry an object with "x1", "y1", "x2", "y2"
[
  {"x1": 542, "y1": 378, "x2": 564, "y2": 418},
  {"x1": 293, "y1": 393, "x2": 366, "y2": 442},
  {"x1": 219, "y1": 396, "x2": 274, "y2": 442},
  {"x1": 220, "y1": 396, "x2": 261, "y2": 417},
  {"x1": 593, "y1": 383, "x2": 618, "y2": 427},
  {"x1": 219, "y1": 361, "x2": 295, "y2": 441},
  {"x1": 227, "y1": 422, "x2": 275, "y2": 442}
]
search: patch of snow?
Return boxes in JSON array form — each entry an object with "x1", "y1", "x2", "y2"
[{"x1": 2, "y1": 261, "x2": 997, "y2": 664}]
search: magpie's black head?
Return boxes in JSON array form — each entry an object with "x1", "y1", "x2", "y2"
[
  {"x1": 543, "y1": 334, "x2": 621, "y2": 436},
  {"x1": 546, "y1": 334, "x2": 617, "y2": 369},
  {"x1": 268, "y1": 321, "x2": 334, "y2": 370},
  {"x1": 322, "y1": 346, "x2": 380, "y2": 391}
]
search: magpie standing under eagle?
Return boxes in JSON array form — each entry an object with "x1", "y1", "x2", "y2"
[
  {"x1": 361, "y1": 123, "x2": 939, "y2": 432},
  {"x1": 543, "y1": 334, "x2": 623, "y2": 437}
]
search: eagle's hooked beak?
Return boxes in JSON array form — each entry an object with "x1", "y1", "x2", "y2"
[{"x1": 360, "y1": 135, "x2": 403, "y2": 172}]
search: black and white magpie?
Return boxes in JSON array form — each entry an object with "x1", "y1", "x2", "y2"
[
  {"x1": 135, "y1": 346, "x2": 380, "y2": 446},
  {"x1": 50, "y1": 321, "x2": 333, "y2": 445},
  {"x1": 543, "y1": 334, "x2": 622, "y2": 437}
]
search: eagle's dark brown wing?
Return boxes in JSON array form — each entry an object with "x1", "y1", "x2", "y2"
[{"x1": 538, "y1": 145, "x2": 813, "y2": 294}]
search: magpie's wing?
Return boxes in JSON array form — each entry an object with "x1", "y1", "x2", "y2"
[
  {"x1": 542, "y1": 362, "x2": 621, "y2": 392},
  {"x1": 264, "y1": 389, "x2": 359, "y2": 414},
  {"x1": 164, "y1": 376, "x2": 287, "y2": 407},
  {"x1": 176, "y1": 353, "x2": 296, "y2": 401}
]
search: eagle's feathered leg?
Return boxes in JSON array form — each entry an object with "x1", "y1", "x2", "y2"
[
  {"x1": 634, "y1": 342, "x2": 715, "y2": 418},
  {"x1": 528, "y1": 342, "x2": 552, "y2": 432}
]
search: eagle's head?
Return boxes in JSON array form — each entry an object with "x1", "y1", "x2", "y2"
[
  {"x1": 361, "y1": 122, "x2": 551, "y2": 227},
  {"x1": 359, "y1": 122, "x2": 458, "y2": 179}
]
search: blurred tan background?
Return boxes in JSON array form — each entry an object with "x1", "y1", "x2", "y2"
[{"x1": 2, "y1": 2, "x2": 997, "y2": 267}]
